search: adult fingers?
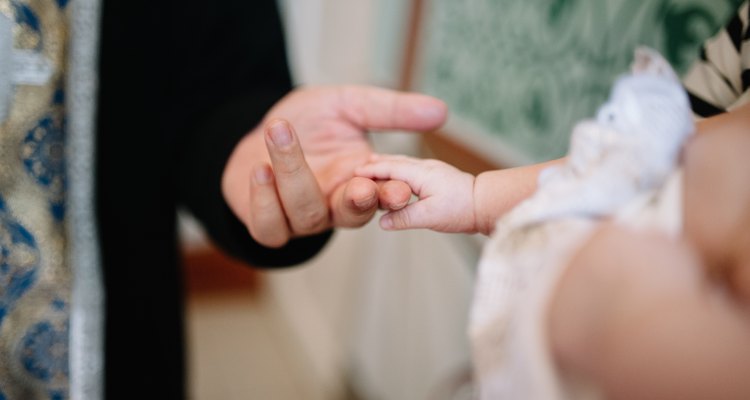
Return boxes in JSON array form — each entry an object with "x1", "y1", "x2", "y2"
[
  {"x1": 329, "y1": 177, "x2": 413, "y2": 228},
  {"x1": 265, "y1": 119, "x2": 330, "y2": 235},
  {"x1": 377, "y1": 180, "x2": 412, "y2": 211},
  {"x1": 247, "y1": 163, "x2": 291, "y2": 248},
  {"x1": 329, "y1": 177, "x2": 379, "y2": 228},
  {"x1": 339, "y1": 86, "x2": 448, "y2": 131}
]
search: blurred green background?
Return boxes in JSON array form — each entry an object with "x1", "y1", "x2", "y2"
[{"x1": 417, "y1": 0, "x2": 744, "y2": 164}]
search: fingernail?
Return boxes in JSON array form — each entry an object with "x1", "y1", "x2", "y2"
[
  {"x1": 380, "y1": 215, "x2": 393, "y2": 230},
  {"x1": 254, "y1": 165, "x2": 272, "y2": 185},
  {"x1": 269, "y1": 121, "x2": 292, "y2": 147}
]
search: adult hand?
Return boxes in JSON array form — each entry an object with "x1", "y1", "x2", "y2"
[{"x1": 222, "y1": 85, "x2": 448, "y2": 248}]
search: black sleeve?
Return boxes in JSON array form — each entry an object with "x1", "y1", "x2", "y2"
[{"x1": 171, "y1": 0, "x2": 333, "y2": 267}]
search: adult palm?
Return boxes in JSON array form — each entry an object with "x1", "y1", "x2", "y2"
[{"x1": 222, "y1": 85, "x2": 447, "y2": 247}]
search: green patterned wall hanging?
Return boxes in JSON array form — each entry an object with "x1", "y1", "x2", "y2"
[{"x1": 415, "y1": 0, "x2": 744, "y2": 165}]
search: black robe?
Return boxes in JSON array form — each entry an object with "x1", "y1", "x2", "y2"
[{"x1": 95, "y1": 1, "x2": 331, "y2": 398}]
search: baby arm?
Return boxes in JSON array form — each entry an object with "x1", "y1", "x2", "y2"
[
  {"x1": 548, "y1": 225, "x2": 750, "y2": 400},
  {"x1": 686, "y1": 102, "x2": 750, "y2": 300},
  {"x1": 355, "y1": 155, "x2": 563, "y2": 234},
  {"x1": 548, "y1": 125, "x2": 750, "y2": 399}
]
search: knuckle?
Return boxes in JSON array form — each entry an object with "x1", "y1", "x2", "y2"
[
  {"x1": 293, "y1": 206, "x2": 330, "y2": 234},
  {"x1": 275, "y1": 155, "x2": 306, "y2": 176}
]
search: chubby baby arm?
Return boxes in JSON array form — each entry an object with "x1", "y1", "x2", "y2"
[
  {"x1": 354, "y1": 154, "x2": 478, "y2": 233},
  {"x1": 548, "y1": 225, "x2": 750, "y2": 400},
  {"x1": 547, "y1": 127, "x2": 750, "y2": 399}
]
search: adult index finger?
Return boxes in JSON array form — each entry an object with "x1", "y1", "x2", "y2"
[{"x1": 264, "y1": 119, "x2": 330, "y2": 236}]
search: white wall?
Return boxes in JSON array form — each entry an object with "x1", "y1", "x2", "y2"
[{"x1": 279, "y1": 0, "x2": 406, "y2": 87}]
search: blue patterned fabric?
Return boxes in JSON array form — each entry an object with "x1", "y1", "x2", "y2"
[
  {"x1": 0, "y1": 196, "x2": 40, "y2": 325},
  {"x1": 22, "y1": 86, "x2": 67, "y2": 221},
  {"x1": 0, "y1": 0, "x2": 71, "y2": 399}
]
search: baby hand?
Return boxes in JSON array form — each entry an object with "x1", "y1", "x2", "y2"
[{"x1": 355, "y1": 154, "x2": 477, "y2": 233}]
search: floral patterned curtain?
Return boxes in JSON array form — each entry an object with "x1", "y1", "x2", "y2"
[{"x1": 417, "y1": 0, "x2": 744, "y2": 163}]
